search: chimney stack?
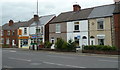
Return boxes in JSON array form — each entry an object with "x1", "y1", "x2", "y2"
[
  {"x1": 73, "y1": 4, "x2": 81, "y2": 12},
  {"x1": 8, "y1": 20, "x2": 14, "y2": 26},
  {"x1": 34, "y1": 15, "x2": 39, "y2": 21},
  {"x1": 114, "y1": 0, "x2": 120, "y2": 3}
]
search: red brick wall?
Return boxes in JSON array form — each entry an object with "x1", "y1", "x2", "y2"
[
  {"x1": 2, "y1": 29, "x2": 18, "y2": 48},
  {"x1": 45, "y1": 16, "x2": 56, "y2": 42},
  {"x1": 114, "y1": 14, "x2": 120, "y2": 50}
]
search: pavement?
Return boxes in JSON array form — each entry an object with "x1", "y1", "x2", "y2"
[{"x1": 2, "y1": 48, "x2": 119, "y2": 68}]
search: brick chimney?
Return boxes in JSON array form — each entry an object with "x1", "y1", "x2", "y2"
[
  {"x1": 73, "y1": 4, "x2": 81, "y2": 12},
  {"x1": 8, "y1": 20, "x2": 14, "y2": 26},
  {"x1": 114, "y1": 0, "x2": 120, "y2": 3},
  {"x1": 34, "y1": 15, "x2": 39, "y2": 21}
]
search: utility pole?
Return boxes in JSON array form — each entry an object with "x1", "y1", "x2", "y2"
[
  {"x1": 36, "y1": 0, "x2": 39, "y2": 50},
  {"x1": 37, "y1": 0, "x2": 38, "y2": 15}
]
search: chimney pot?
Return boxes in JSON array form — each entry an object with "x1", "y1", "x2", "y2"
[
  {"x1": 73, "y1": 4, "x2": 81, "y2": 12},
  {"x1": 9, "y1": 20, "x2": 14, "y2": 26},
  {"x1": 34, "y1": 14, "x2": 39, "y2": 21},
  {"x1": 114, "y1": 0, "x2": 120, "y2": 3}
]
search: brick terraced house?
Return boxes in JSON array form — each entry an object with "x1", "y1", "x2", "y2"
[{"x1": 2, "y1": 20, "x2": 28, "y2": 48}]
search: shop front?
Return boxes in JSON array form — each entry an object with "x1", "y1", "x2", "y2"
[
  {"x1": 30, "y1": 34, "x2": 43, "y2": 50},
  {"x1": 18, "y1": 36, "x2": 30, "y2": 49}
]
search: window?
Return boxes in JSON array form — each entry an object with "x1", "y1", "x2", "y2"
[
  {"x1": 23, "y1": 39, "x2": 28, "y2": 45},
  {"x1": 1, "y1": 38, "x2": 4, "y2": 44},
  {"x1": 56, "y1": 24, "x2": 60, "y2": 33},
  {"x1": 74, "y1": 22, "x2": 79, "y2": 31},
  {"x1": 24, "y1": 28, "x2": 27, "y2": 34},
  {"x1": 82, "y1": 36, "x2": 87, "y2": 39},
  {"x1": 6, "y1": 38, "x2": 9, "y2": 44},
  {"x1": 12, "y1": 31, "x2": 15, "y2": 35},
  {"x1": 1, "y1": 30, "x2": 3, "y2": 36},
  {"x1": 97, "y1": 18, "x2": 104, "y2": 30},
  {"x1": 7, "y1": 31, "x2": 10, "y2": 35},
  {"x1": 41, "y1": 27, "x2": 43, "y2": 34},
  {"x1": 36, "y1": 27, "x2": 40, "y2": 34},
  {"x1": 98, "y1": 39, "x2": 104, "y2": 45}
]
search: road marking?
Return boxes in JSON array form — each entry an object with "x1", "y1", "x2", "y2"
[
  {"x1": 3, "y1": 65, "x2": 13, "y2": 68},
  {"x1": 8, "y1": 57, "x2": 31, "y2": 62},
  {"x1": 99, "y1": 60, "x2": 119, "y2": 63},
  {"x1": 43, "y1": 61, "x2": 56, "y2": 65},
  {"x1": 30, "y1": 63, "x2": 42, "y2": 65},
  {"x1": 9, "y1": 50, "x2": 16, "y2": 52},
  {"x1": 43, "y1": 61, "x2": 86, "y2": 68},
  {"x1": 47, "y1": 55, "x2": 76, "y2": 59}
]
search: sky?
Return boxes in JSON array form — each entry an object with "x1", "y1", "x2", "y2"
[{"x1": 1, "y1": 0, "x2": 114, "y2": 25}]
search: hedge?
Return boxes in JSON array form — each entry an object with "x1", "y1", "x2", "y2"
[{"x1": 84, "y1": 45, "x2": 117, "y2": 51}]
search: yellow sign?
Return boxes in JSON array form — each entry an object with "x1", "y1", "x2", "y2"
[
  {"x1": 18, "y1": 36, "x2": 29, "y2": 39},
  {"x1": 18, "y1": 29, "x2": 22, "y2": 35}
]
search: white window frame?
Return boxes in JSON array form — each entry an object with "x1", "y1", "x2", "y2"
[
  {"x1": 12, "y1": 31, "x2": 15, "y2": 35},
  {"x1": 36, "y1": 27, "x2": 40, "y2": 34},
  {"x1": 24, "y1": 28, "x2": 27, "y2": 35},
  {"x1": 7, "y1": 30, "x2": 10, "y2": 36},
  {"x1": 6, "y1": 38, "x2": 9, "y2": 44},
  {"x1": 56, "y1": 24, "x2": 61, "y2": 33},
  {"x1": 97, "y1": 18, "x2": 104, "y2": 30},
  {"x1": 74, "y1": 22, "x2": 80, "y2": 31}
]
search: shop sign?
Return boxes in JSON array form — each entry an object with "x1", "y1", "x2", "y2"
[{"x1": 18, "y1": 36, "x2": 29, "y2": 39}]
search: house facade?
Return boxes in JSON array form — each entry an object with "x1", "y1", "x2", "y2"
[
  {"x1": 18, "y1": 27, "x2": 30, "y2": 48},
  {"x1": 2, "y1": 20, "x2": 27, "y2": 47},
  {"x1": 88, "y1": 4, "x2": 115, "y2": 46},
  {"x1": 17, "y1": 14, "x2": 55, "y2": 49},
  {"x1": 49, "y1": 3, "x2": 119, "y2": 48},
  {"x1": 49, "y1": 4, "x2": 93, "y2": 48},
  {"x1": 29, "y1": 14, "x2": 55, "y2": 46}
]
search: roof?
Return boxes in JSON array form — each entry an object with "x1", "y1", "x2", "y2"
[
  {"x1": 50, "y1": 4, "x2": 116, "y2": 23},
  {"x1": 2, "y1": 14, "x2": 55, "y2": 30},
  {"x1": 2, "y1": 21, "x2": 29, "y2": 30},
  {"x1": 30, "y1": 14, "x2": 55, "y2": 26},
  {"x1": 50, "y1": 8, "x2": 93, "y2": 23},
  {"x1": 88, "y1": 4, "x2": 115, "y2": 19},
  {"x1": 39, "y1": 14, "x2": 56, "y2": 25},
  {"x1": 113, "y1": 2, "x2": 120, "y2": 14}
]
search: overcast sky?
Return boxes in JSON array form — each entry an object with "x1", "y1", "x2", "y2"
[{"x1": 1, "y1": 0, "x2": 114, "y2": 25}]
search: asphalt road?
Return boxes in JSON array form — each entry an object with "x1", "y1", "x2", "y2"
[{"x1": 2, "y1": 48, "x2": 119, "y2": 68}]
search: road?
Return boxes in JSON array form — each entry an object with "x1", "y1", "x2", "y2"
[{"x1": 2, "y1": 48, "x2": 118, "y2": 68}]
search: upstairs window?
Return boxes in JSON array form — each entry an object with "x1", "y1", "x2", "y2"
[
  {"x1": 74, "y1": 22, "x2": 79, "y2": 31},
  {"x1": 97, "y1": 18, "x2": 104, "y2": 30},
  {"x1": 41, "y1": 27, "x2": 43, "y2": 34},
  {"x1": 24, "y1": 28, "x2": 27, "y2": 34},
  {"x1": 7, "y1": 31, "x2": 10, "y2": 36},
  {"x1": 56, "y1": 24, "x2": 61, "y2": 33},
  {"x1": 36, "y1": 27, "x2": 40, "y2": 34},
  {"x1": 6, "y1": 38, "x2": 9, "y2": 44},
  {"x1": 12, "y1": 31, "x2": 15, "y2": 35}
]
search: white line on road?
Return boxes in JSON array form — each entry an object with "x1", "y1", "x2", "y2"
[
  {"x1": 9, "y1": 50, "x2": 16, "y2": 52},
  {"x1": 43, "y1": 61, "x2": 86, "y2": 68},
  {"x1": 3, "y1": 65, "x2": 13, "y2": 68},
  {"x1": 30, "y1": 63, "x2": 42, "y2": 65},
  {"x1": 8, "y1": 57, "x2": 31, "y2": 62},
  {"x1": 47, "y1": 55, "x2": 76, "y2": 59},
  {"x1": 99, "y1": 60, "x2": 119, "y2": 63}
]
